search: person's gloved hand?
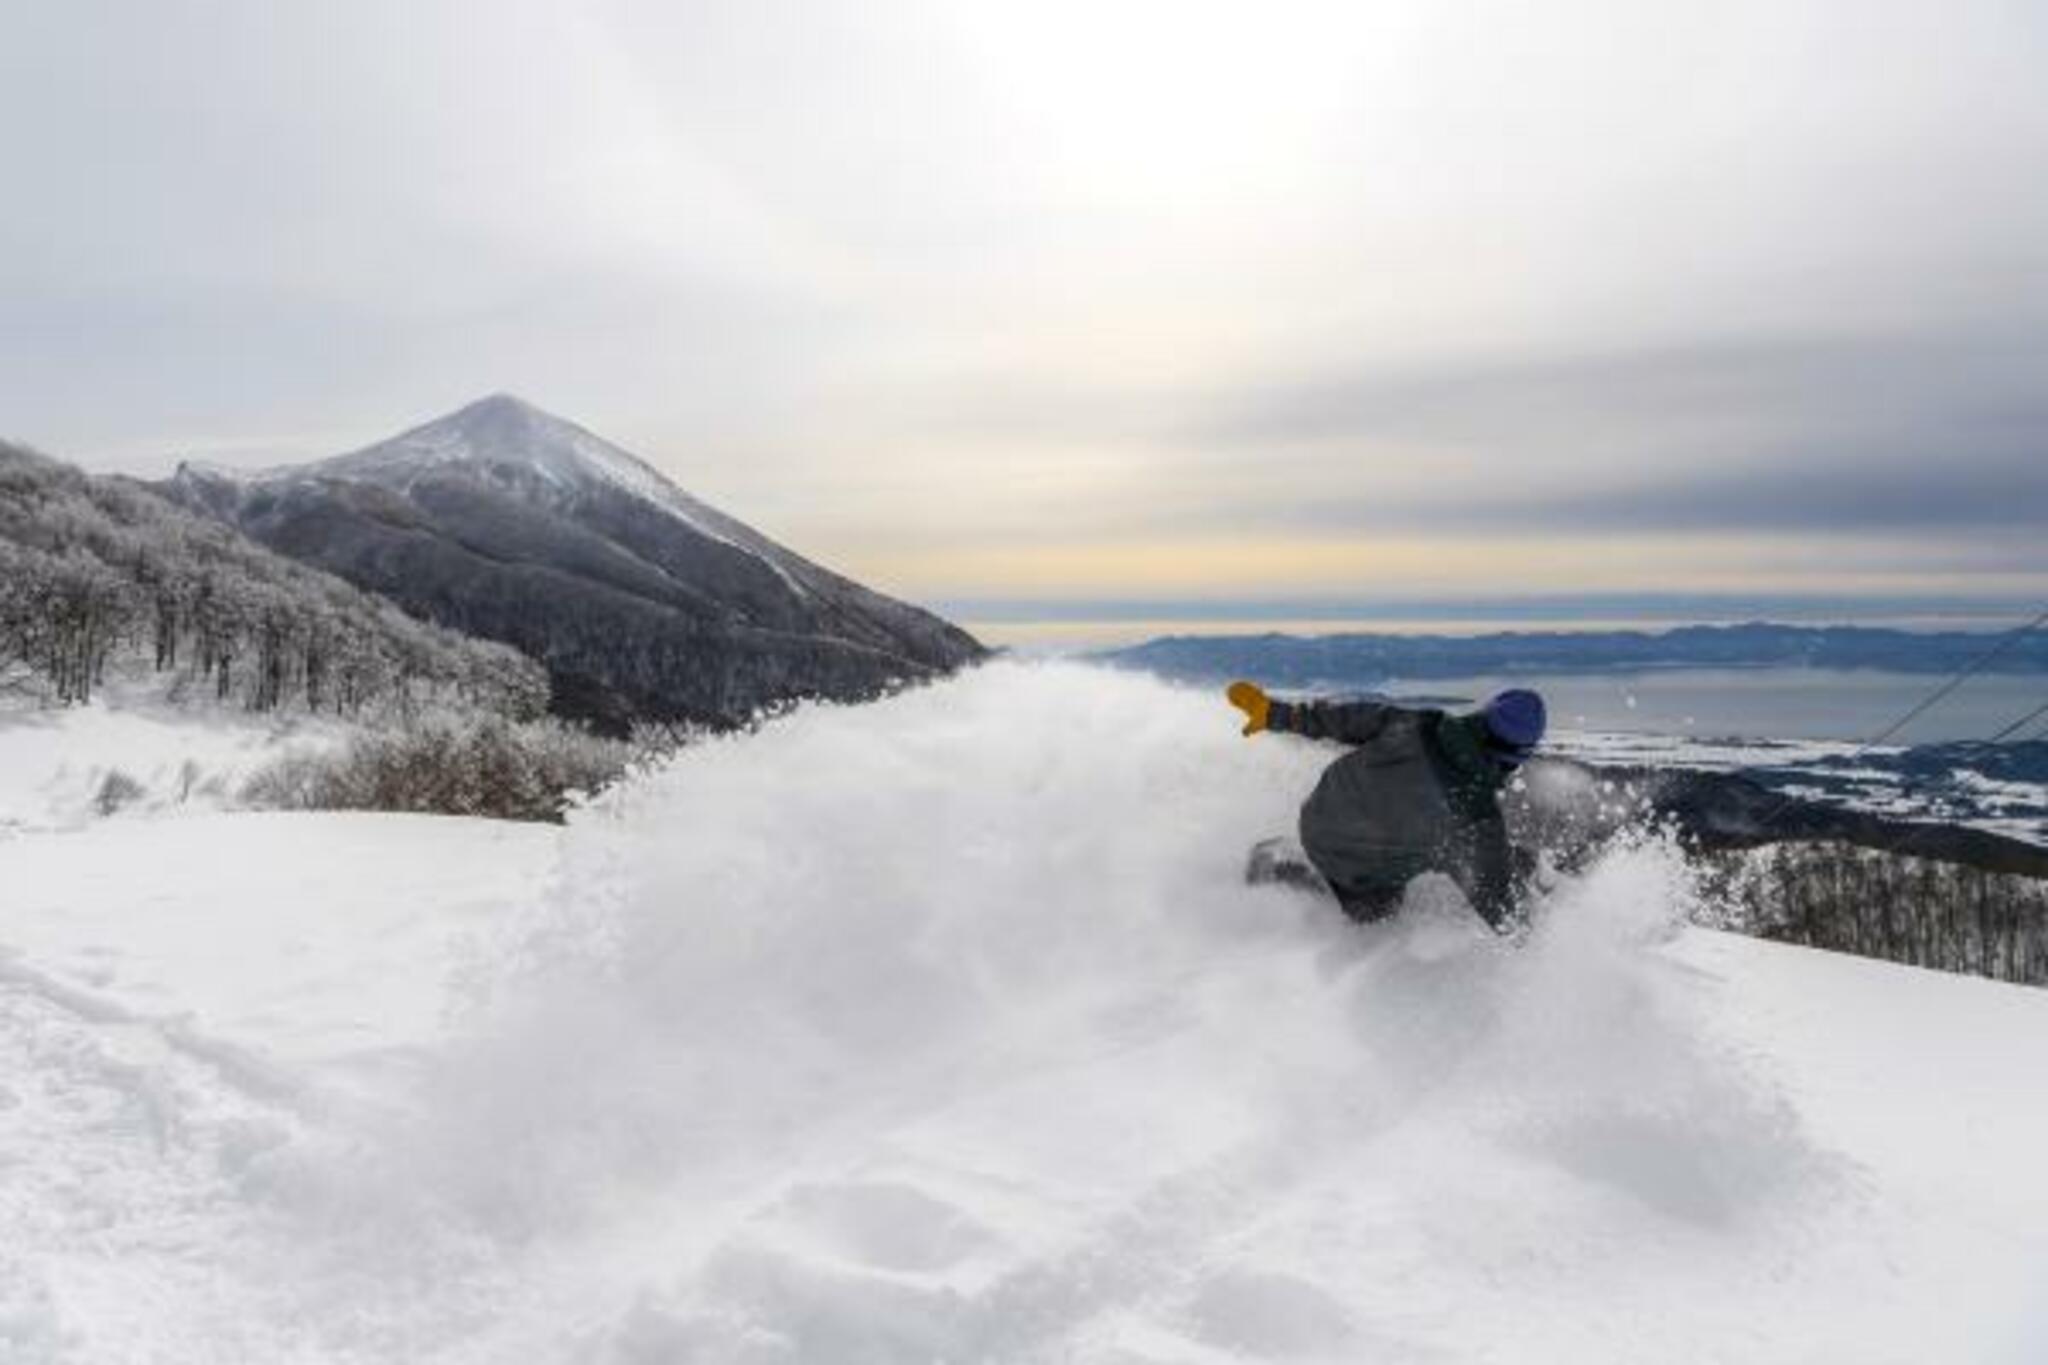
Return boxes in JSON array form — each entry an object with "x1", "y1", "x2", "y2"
[{"x1": 1226, "y1": 680, "x2": 1271, "y2": 736}]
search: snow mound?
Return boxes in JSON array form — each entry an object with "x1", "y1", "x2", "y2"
[
  {"x1": 0, "y1": 689, "x2": 343, "y2": 834},
  {"x1": 6, "y1": 660, "x2": 2048, "y2": 1362}
]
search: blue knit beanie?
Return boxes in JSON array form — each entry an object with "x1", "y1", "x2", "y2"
[{"x1": 1482, "y1": 688, "x2": 1546, "y2": 755}]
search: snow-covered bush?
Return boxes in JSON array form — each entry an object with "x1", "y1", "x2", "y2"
[
  {"x1": 241, "y1": 712, "x2": 657, "y2": 822},
  {"x1": 92, "y1": 768, "x2": 146, "y2": 816}
]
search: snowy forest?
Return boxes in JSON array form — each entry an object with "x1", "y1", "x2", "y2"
[
  {"x1": 1707, "y1": 843, "x2": 2048, "y2": 986},
  {"x1": 0, "y1": 441, "x2": 545, "y2": 718}
]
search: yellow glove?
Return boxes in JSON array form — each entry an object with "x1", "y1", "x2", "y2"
[{"x1": 1226, "y1": 680, "x2": 1271, "y2": 737}]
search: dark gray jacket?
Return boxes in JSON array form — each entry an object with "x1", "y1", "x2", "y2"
[{"x1": 1269, "y1": 698, "x2": 1517, "y2": 929}]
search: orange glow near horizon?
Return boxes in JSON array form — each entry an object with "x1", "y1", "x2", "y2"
[{"x1": 839, "y1": 533, "x2": 2048, "y2": 607}]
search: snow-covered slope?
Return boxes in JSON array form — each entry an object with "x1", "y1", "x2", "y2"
[
  {"x1": 4, "y1": 662, "x2": 2046, "y2": 1362},
  {"x1": 0, "y1": 687, "x2": 345, "y2": 834}
]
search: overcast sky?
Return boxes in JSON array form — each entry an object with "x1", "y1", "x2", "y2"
[{"x1": 4, "y1": 0, "x2": 2044, "y2": 619}]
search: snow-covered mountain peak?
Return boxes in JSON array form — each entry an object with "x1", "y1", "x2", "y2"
[
  {"x1": 152, "y1": 396, "x2": 987, "y2": 725},
  {"x1": 434, "y1": 392, "x2": 596, "y2": 457},
  {"x1": 457, "y1": 390, "x2": 542, "y2": 420},
  {"x1": 169, "y1": 457, "x2": 255, "y2": 483},
  {"x1": 324, "y1": 393, "x2": 668, "y2": 498},
  {"x1": 298, "y1": 393, "x2": 778, "y2": 559}
]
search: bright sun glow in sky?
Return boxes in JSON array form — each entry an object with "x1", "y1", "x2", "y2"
[{"x1": 2, "y1": 0, "x2": 2044, "y2": 619}]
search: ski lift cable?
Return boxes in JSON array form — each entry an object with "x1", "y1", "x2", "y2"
[
  {"x1": 1748, "y1": 603, "x2": 2048, "y2": 836},
  {"x1": 1984, "y1": 697, "x2": 2048, "y2": 745},
  {"x1": 1990, "y1": 699, "x2": 2048, "y2": 740},
  {"x1": 1824, "y1": 638, "x2": 2048, "y2": 865},
  {"x1": 1837, "y1": 604, "x2": 2048, "y2": 753},
  {"x1": 1866, "y1": 695, "x2": 2048, "y2": 864}
]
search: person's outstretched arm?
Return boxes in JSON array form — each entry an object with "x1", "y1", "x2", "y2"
[{"x1": 1227, "y1": 681, "x2": 1395, "y2": 744}]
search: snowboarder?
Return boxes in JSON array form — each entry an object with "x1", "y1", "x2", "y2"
[{"x1": 1227, "y1": 681, "x2": 1547, "y2": 931}]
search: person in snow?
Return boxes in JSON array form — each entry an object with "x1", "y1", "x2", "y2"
[{"x1": 1226, "y1": 681, "x2": 1547, "y2": 931}]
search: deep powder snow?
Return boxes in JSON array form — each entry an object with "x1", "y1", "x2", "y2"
[{"x1": 4, "y1": 661, "x2": 2047, "y2": 1362}]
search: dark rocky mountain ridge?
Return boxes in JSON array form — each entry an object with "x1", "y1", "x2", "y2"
[{"x1": 162, "y1": 395, "x2": 984, "y2": 730}]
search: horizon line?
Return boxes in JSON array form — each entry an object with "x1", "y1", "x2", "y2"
[{"x1": 941, "y1": 595, "x2": 2042, "y2": 627}]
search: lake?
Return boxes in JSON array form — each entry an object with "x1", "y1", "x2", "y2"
[{"x1": 966, "y1": 618, "x2": 2048, "y2": 744}]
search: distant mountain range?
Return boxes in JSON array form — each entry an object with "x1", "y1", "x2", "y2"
[
  {"x1": 161, "y1": 395, "x2": 985, "y2": 729},
  {"x1": 1098, "y1": 622, "x2": 2048, "y2": 687}
]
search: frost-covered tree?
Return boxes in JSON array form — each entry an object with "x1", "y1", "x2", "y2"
[
  {"x1": 0, "y1": 440, "x2": 548, "y2": 718},
  {"x1": 1705, "y1": 843, "x2": 2048, "y2": 986}
]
